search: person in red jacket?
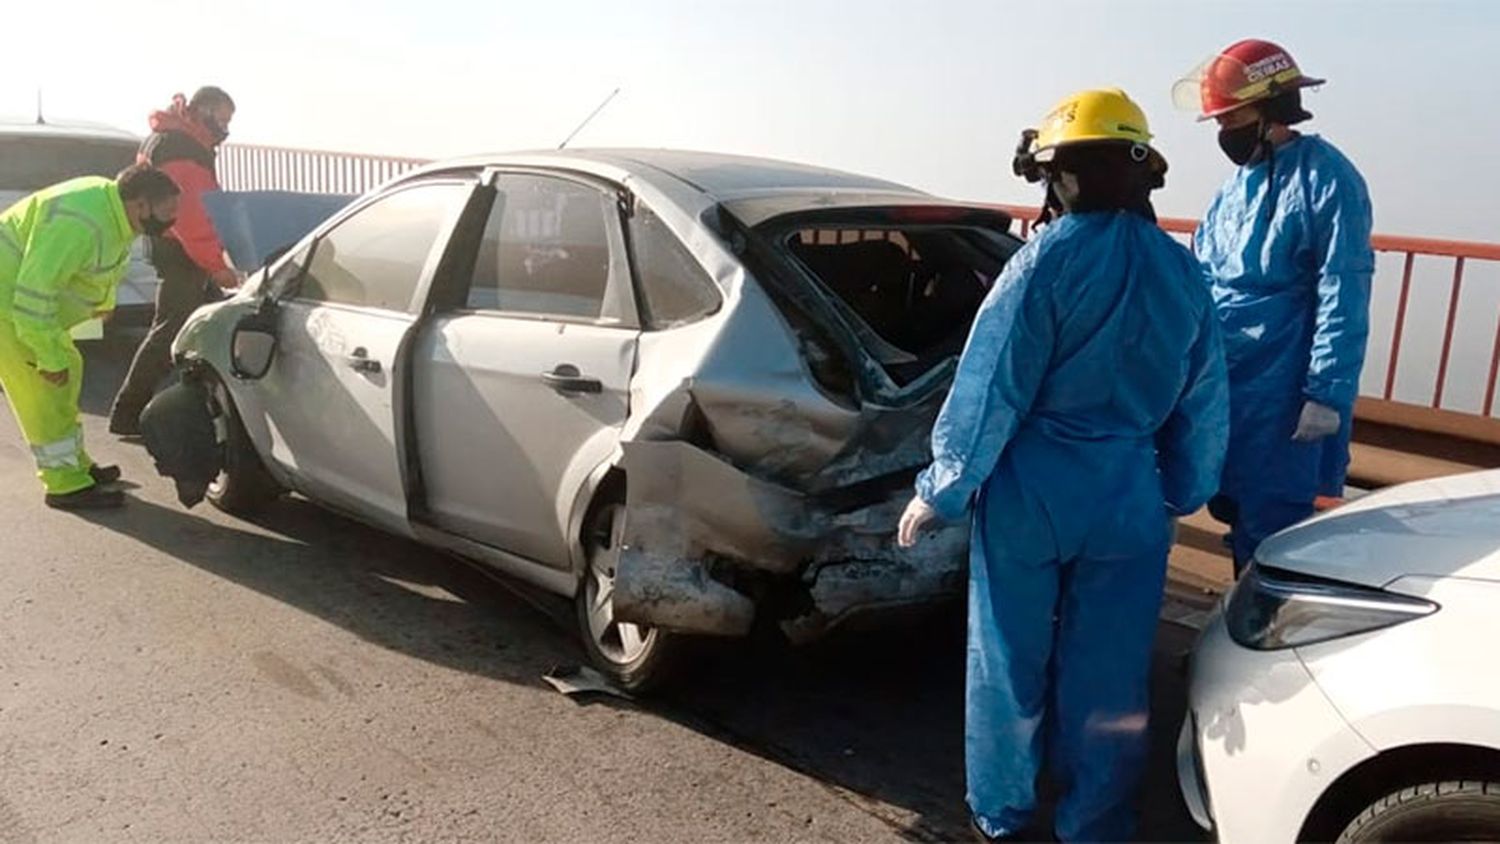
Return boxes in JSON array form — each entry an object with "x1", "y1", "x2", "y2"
[{"x1": 109, "y1": 86, "x2": 240, "y2": 436}]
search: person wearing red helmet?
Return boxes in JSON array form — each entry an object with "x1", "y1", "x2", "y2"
[{"x1": 1174, "y1": 40, "x2": 1374, "y2": 574}]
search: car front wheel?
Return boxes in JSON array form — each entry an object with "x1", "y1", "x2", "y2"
[
  {"x1": 1336, "y1": 781, "x2": 1500, "y2": 843},
  {"x1": 203, "y1": 372, "x2": 282, "y2": 515},
  {"x1": 574, "y1": 499, "x2": 681, "y2": 692}
]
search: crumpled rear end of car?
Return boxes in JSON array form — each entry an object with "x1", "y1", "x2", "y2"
[{"x1": 610, "y1": 202, "x2": 1017, "y2": 641}]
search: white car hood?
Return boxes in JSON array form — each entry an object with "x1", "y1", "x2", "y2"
[{"x1": 1256, "y1": 469, "x2": 1500, "y2": 587}]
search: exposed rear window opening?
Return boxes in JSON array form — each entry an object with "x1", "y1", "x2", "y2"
[{"x1": 782, "y1": 224, "x2": 1018, "y2": 385}]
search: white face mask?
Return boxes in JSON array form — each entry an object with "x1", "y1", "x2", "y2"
[{"x1": 1050, "y1": 170, "x2": 1081, "y2": 212}]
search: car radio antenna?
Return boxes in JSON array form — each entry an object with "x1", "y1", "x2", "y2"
[
  {"x1": 35, "y1": 88, "x2": 45, "y2": 125},
  {"x1": 558, "y1": 87, "x2": 621, "y2": 150}
]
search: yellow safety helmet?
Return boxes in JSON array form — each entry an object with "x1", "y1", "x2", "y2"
[
  {"x1": 1030, "y1": 88, "x2": 1155, "y2": 162},
  {"x1": 1014, "y1": 88, "x2": 1166, "y2": 187}
]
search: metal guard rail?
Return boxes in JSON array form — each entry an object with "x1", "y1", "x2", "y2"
[{"x1": 218, "y1": 143, "x2": 427, "y2": 197}]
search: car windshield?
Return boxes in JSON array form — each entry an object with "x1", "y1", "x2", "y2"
[{"x1": 0, "y1": 136, "x2": 139, "y2": 191}]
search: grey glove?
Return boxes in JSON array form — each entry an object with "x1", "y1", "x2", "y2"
[{"x1": 1292, "y1": 401, "x2": 1342, "y2": 443}]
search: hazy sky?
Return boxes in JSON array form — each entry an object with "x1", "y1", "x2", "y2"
[
  {"x1": 6, "y1": 0, "x2": 1498, "y2": 407},
  {"x1": 6, "y1": 0, "x2": 1496, "y2": 239}
]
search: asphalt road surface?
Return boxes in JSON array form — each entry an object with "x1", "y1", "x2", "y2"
[{"x1": 0, "y1": 333, "x2": 1208, "y2": 842}]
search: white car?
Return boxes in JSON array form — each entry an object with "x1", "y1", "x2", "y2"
[
  {"x1": 0, "y1": 120, "x2": 157, "y2": 328},
  {"x1": 1179, "y1": 470, "x2": 1500, "y2": 842}
]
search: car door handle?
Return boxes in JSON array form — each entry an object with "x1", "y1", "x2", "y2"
[
  {"x1": 347, "y1": 347, "x2": 382, "y2": 374},
  {"x1": 541, "y1": 365, "x2": 602, "y2": 395}
]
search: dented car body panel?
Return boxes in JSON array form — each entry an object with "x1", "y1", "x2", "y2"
[
  {"x1": 167, "y1": 149, "x2": 1019, "y2": 642},
  {"x1": 611, "y1": 440, "x2": 969, "y2": 640}
]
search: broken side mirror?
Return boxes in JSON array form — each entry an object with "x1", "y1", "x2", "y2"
[{"x1": 230, "y1": 301, "x2": 279, "y2": 380}]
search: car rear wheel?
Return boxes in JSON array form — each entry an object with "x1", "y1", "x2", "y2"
[
  {"x1": 575, "y1": 499, "x2": 681, "y2": 692},
  {"x1": 1336, "y1": 781, "x2": 1500, "y2": 842},
  {"x1": 204, "y1": 373, "x2": 282, "y2": 516}
]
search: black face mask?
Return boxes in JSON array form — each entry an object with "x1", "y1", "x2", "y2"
[
  {"x1": 141, "y1": 213, "x2": 175, "y2": 237},
  {"x1": 1218, "y1": 122, "x2": 1264, "y2": 166},
  {"x1": 204, "y1": 119, "x2": 229, "y2": 145},
  {"x1": 196, "y1": 110, "x2": 230, "y2": 145}
]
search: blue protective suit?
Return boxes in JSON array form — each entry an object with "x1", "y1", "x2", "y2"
[
  {"x1": 1195, "y1": 134, "x2": 1374, "y2": 569},
  {"x1": 916, "y1": 211, "x2": 1228, "y2": 841}
]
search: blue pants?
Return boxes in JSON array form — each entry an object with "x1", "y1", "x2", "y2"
[
  {"x1": 1211, "y1": 494, "x2": 1314, "y2": 575},
  {"x1": 966, "y1": 525, "x2": 1168, "y2": 842}
]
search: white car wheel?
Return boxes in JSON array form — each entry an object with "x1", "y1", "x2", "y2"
[{"x1": 203, "y1": 373, "x2": 282, "y2": 515}]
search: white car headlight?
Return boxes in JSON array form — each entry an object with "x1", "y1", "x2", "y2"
[{"x1": 1225, "y1": 565, "x2": 1438, "y2": 650}]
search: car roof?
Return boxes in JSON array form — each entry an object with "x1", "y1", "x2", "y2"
[
  {"x1": 413, "y1": 148, "x2": 929, "y2": 201},
  {"x1": 0, "y1": 119, "x2": 139, "y2": 145}
]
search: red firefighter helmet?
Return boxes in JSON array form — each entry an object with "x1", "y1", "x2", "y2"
[{"x1": 1172, "y1": 39, "x2": 1326, "y2": 121}]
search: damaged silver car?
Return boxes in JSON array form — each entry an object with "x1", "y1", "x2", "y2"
[{"x1": 152, "y1": 150, "x2": 1020, "y2": 688}]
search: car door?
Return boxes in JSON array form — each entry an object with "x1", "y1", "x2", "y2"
[
  {"x1": 411, "y1": 172, "x2": 639, "y2": 567},
  {"x1": 255, "y1": 178, "x2": 474, "y2": 533}
]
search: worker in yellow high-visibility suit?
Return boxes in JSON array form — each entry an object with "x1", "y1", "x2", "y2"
[{"x1": 0, "y1": 164, "x2": 180, "y2": 509}]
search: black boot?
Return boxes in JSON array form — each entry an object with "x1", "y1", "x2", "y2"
[
  {"x1": 45, "y1": 485, "x2": 125, "y2": 510},
  {"x1": 89, "y1": 464, "x2": 122, "y2": 485}
]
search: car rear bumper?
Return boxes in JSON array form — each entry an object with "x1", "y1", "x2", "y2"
[
  {"x1": 782, "y1": 555, "x2": 964, "y2": 643},
  {"x1": 611, "y1": 440, "x2": 967, "y2": 640},
  {"x1": 613, "y1": 536, "x2": 966, "y2": 642}
]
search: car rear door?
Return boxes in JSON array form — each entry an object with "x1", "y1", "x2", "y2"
[
  {"x1": 410, "y1": 172, "x2": 639, "y2": 568},
  {"x1": 253, "y1": 177, "x2": 475, "y2": 533}
]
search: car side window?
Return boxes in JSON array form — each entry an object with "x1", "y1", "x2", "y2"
[
  {"x1": 628, "y1": 205, "x2": 722, "y2": 329},
  {"x1": 299, "y1": 183, "x2": 467, "y2": 312},
  {"x1": 467, "y1": 175, "x2": 628, "y2": 323}
]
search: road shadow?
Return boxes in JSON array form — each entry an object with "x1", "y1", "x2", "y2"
[
  {"x1": 70, "y1": 340, "x2": 1206, "y2": 844},
  {"x1": 74, "y1": 483, "x2": 1206, "y2": 843},
  {"x1": 78, "y1": 494, "x2": 580, "y2": 688},
  {"x1": 643, "y1": 617, "x2": 1206, "y2": 843}
]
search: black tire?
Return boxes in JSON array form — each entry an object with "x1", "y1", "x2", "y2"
[
  {"x1": 203, "y1": 373, "x2": 282, "y2": 515},
  {"x1": 1336, "y1": 781, "x2": 1500, "y2": 843},
  {"x1": 574, "y1": 496, "x2": 684, "y2": 693}
]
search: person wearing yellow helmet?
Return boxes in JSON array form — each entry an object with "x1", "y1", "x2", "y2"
[
  {"x1": 1010, "y1": 87, "x2": 1167, "y2": 227},
  {"x1": 898, "y1": 88, "x2": 1228, "y2": 842}
]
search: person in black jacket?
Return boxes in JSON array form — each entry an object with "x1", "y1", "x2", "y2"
[{"x1": 109, "y1": 86, "x2": 240, "y2": 436}]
